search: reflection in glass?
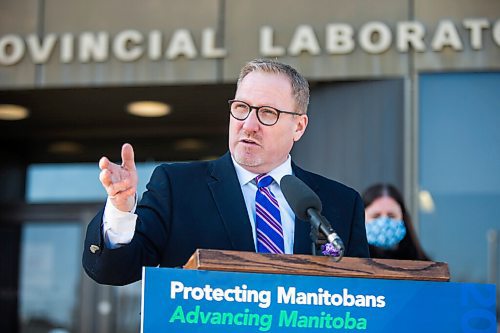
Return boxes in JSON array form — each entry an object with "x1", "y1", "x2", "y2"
[
  {"x1": 114, "y1": 281, "x2": 142, "y2": 333},
  {"x1": 19, "y1": 223, "x2": 81, "y2": 333}
]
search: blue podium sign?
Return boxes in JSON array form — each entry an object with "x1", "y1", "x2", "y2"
[{"x1": 141, "y1": 267, "x2": 496, "y2": 332}]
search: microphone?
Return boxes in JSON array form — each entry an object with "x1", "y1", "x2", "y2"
[{"x1": 280, "y1": 175, "x2": 345, "y2": 260}]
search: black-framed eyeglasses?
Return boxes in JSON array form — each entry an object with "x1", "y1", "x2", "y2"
[{"x1": 228, "y1": 99, "x2": 303, "y2": 126}]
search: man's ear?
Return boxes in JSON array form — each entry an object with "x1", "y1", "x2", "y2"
[{"x1": 293, "y1": 115, "x2": 308, "y2": 142}]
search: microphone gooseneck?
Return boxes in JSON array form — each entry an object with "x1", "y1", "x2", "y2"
[{"x1": 280, "y1": 175, "x2": 345, "y2": 260}]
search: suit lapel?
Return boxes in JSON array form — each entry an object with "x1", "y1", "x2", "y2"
[
  {"x1": 206, "y1": 155, "x2": 321, "y2": 255},
  {"x1": 292, "y1": 164, "x2": 319, "y2": 255},
  {"x1": 207, "y1": 152, "x2": 255, "y2": 252}
]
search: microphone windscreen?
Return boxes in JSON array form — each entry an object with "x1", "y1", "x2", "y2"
[{"x1": 280, "y1": 175, "x2": 322, "y2": 221}]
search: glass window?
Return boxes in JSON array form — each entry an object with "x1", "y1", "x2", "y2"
[
  {"x1": 22, "y1": 161, "x2": 160, "y2": 333},
  {"x1": 419, "y1": 72, "x2": 500, "y2": 288},
  {"x1": 114, "y1": 281, "x2": 142, "y2": 333},
  {"x1": 27, "y1": 162, "x2": 159, "y2": 203},
  {"x1": 19, "y1": 223, "x2": 82, "y2": 333}
]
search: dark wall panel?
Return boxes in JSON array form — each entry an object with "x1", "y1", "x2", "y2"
[{"x1": 292, "y1": 79, "x2": 404, "y2": 194}]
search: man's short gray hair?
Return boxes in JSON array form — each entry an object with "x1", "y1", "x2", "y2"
[{"x1": 237, "y1": 58, "x2": 310, "y2": 114}]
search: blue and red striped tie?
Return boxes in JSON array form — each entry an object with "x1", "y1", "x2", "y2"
[{"x1": 255, "y1": 174, "x2": 284, "y2": 254}]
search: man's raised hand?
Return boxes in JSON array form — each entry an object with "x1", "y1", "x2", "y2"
[{"x1": 99, "y1": 143, "x2": 138, "y2": 212}]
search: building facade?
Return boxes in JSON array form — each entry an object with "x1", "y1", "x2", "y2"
[{"x1": 1, "y1": 0, "x2": 499, "y2": 332}]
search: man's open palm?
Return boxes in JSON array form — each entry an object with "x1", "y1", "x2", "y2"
[{"x1": 99, "y1": 143, "x2": 138, "y2": 212}]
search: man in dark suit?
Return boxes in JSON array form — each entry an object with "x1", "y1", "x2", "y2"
[{"x1": 83, "y1": 59, "x2": 369, "y2": 286}]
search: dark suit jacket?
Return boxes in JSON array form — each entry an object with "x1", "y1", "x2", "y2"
[{"x1": 83, "y1": 152, "x2": 369, "y2": 285}]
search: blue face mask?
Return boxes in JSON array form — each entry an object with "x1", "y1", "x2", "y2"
[{"x1": 365, "y1": 216, "x2": 406, "y2": 249}]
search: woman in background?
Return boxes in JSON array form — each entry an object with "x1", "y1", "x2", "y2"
[{"x1": 362, "y1": 183, "x2": 429, "y2": 261}]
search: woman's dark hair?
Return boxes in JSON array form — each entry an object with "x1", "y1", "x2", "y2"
[{"x1": 362, "y1": 183, "x2": 429, "y2": 261}]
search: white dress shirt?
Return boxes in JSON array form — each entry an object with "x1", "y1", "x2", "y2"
[
  {"x1": 103, "y1": 156, "x2": 296, "y2": 253},
  {"x1": 231, "y1": 155, "x2": 295, "y2": 254}
]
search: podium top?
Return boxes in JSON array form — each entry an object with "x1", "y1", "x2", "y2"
[{"x1": 184, "y1": 249, "x2": 450, "y2": 282}]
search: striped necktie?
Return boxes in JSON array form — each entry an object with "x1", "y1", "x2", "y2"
[{"x1": 255, "y1": 174, "x2": 284, "y2": 254}]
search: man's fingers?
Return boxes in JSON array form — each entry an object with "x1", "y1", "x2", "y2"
[
  {"x1": 107, "y1": 180, "x2": 136, "y2": 197},
  {"x1": 99, "y1": 169, "x2": 113, "y2": 187},
  {"x1": 107, "y1": 185, "x2": 136, "y2": 199},
  {"x1": 100, "y1": 168, "x2": 134, "y2": 191},
  {"x1": 99, "y1": 156, "x2": 110, "y2": 170},
  {"x1": 121, "y1": 143, "x2": 136, "y2": 170},
  {"x1": 99, "y1": 144, "x2": 138, "y2": 209}
]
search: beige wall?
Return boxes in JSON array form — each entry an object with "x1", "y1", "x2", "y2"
[
  {"x1": 0, "y1": 0, "x2": 499, "y2": 88},
  {"x1": 415, "y1": 0, "x2": 500, "y2": 71},
  {"x1": 223, "y1": 0, "x2": 410, "y2": 80},
  {"x1": 41, "y1": 0, "x2": 222, "y2": 86},
  {"x1": 0, "y1": 0, "x2": 38, "y2": 87}
]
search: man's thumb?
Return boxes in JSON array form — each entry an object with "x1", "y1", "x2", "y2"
[{"x1": 121, "y1": 143, "x2": 136, "y2": 169}]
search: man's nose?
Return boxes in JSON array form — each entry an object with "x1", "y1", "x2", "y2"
[{"x1": 242, "y1": 109, "x2": 260, "y2": 131}]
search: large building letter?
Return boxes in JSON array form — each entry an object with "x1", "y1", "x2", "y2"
[
  {"x1": 260, "y1": 26, "x2": 285, "y2": 57},
  {"x1": 26, "y1": 34, "x2": 57, "y2": 64},
  {"x1": 325, "y1": 23, "x2": 355, "y2": 54},
  {"x1": 202, "y1": 28, "x2": 227, "y2": 58},
  {"x1": 113, "y1": 29, "x2": 144, "y2": 62},
  {"x1": 431, "y1": 20, "x2": 463, "y2": 51},
  {"x1": 166, "y1": 29, "x2": 197, "y2": 59},
  {"x1": 463, "y1": 18, "x2": 490, "y2": 50},
  {"x1": 397, "y1": 21, "x2": 426, "y2": 52},
  {"x1": 288, "y1": 25, "x2": 321, "y2": 56},
  {"x1": 359, "y1": 22, "x2": 392, "y2": 54},
  {"x1": 79, "y1": 32, "x2": 110, "y2": 62},
  {"x1": 148, "y1": 30, "x2": 162, "y2": 60},
  {"x1": 0, "y1": 34, "x2": 25, "y2": 65},
  {"x1": 60, "y1": 33, "x2": 74, "y2": 63},
  {"x1": 494, "y1": 20, "x2": 500, "y2": 47}
]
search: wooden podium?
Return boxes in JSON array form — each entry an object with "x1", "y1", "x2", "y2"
[
  {"x1": 183, "y1": 249, "x2": 450, "y2": 282},
  {"x1": 141, "y1": 250, "x2": 497, "y2": 332}
]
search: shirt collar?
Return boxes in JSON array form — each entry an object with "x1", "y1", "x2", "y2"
[{"x1": 231, "y1": 155, "x2": 293, "y2": 187}]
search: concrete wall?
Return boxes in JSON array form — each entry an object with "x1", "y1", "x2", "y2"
[{"x1": 1, "y1": 0, "x2": 499, "y2": 88}]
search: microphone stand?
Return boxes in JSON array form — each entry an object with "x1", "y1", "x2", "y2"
[
  {"x1": 307, "y1": 208, "x2": 345, "y2": 261},
  {"x1": 309, "y1": 225, "x2": 319, "y2": 256}
]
